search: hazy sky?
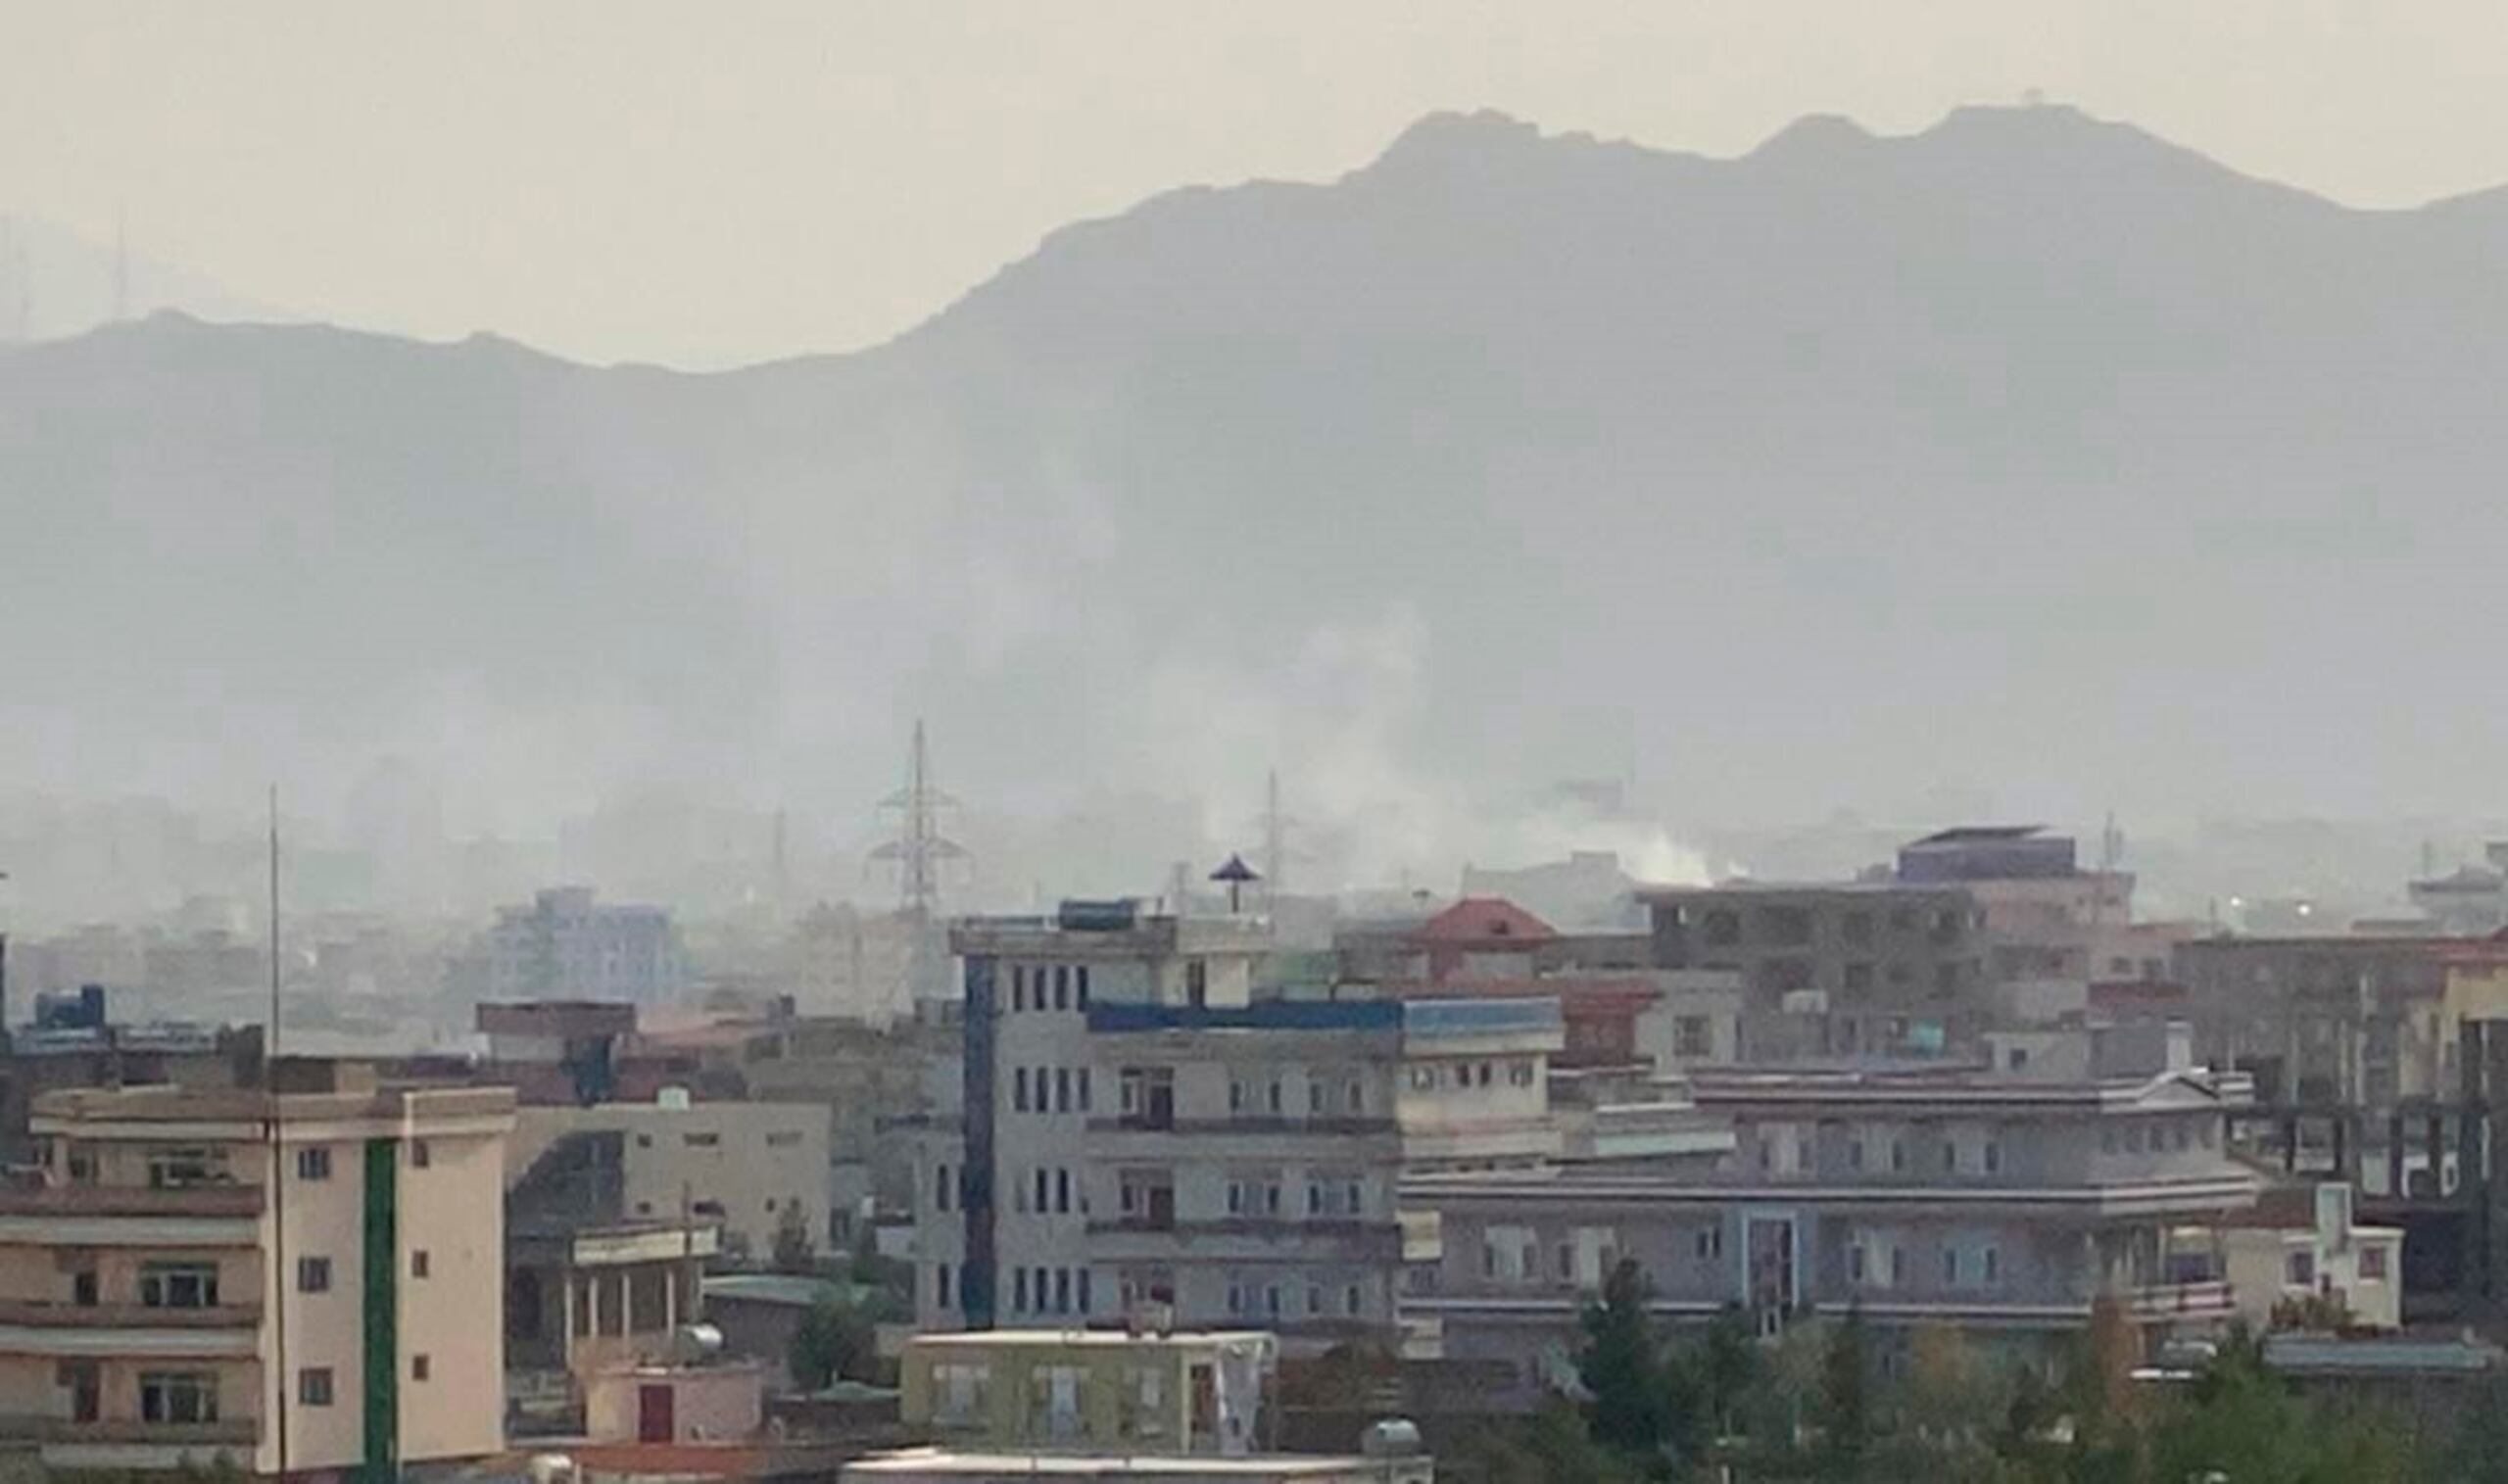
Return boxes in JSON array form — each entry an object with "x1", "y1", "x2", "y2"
[{"x1": 5, "y1": 0, "x2": 2504, "y2": 368}]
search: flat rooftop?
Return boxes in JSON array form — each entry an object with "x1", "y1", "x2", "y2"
[
  {"x1": 906, "y1": 1329, "x2": 1274, "y2": 1352},
  {"x1": 843, "y1": 1450, "x2": 1387, "y2": 1477},
  {"x1": 31, "y1": 1082, "x2": 516, "y2": 1125}
]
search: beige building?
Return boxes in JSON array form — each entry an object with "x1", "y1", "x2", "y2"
[
  {"x1": 2221, "y1": 1184, "x2": 2403, "y2": 1332},
  {"x1": 0, "y1": 1071, "x2": 514, "y2": 1475},
  {"x1": 510, "y1": 1094, "x2": 831, "y2": 1262}
]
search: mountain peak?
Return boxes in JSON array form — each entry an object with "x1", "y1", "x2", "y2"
[{"x1": 1368, "y1": 109, "x2": 1549, "y2": 172}]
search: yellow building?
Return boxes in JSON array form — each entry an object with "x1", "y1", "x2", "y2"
[{"x1": 0, "y1": 1069, "x2": 513, "y2": 1475}]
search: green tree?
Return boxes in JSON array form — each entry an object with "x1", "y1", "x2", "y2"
[
  {"x1": 789, "y1": 1297, "x2": 875, "y2": 1389},
  {"x1": 1579, "y1": 1259, "x2": 1671, "y2": 1462},
  {"x1": 1819, "y1": 1307, "x2": 1872, "y2": 1480}
]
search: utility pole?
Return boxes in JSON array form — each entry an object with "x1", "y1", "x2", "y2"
[{"x1": 265, "y1": 788, "x2": 290, "y2": 1480}]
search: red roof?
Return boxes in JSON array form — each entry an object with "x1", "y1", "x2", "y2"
[{"x1": 1416, "y1": 896, "x2": 1558, "y2": 946}]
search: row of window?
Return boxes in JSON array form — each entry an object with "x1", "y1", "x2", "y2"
[
  {"x1": 1012, "y1": 1065, "x2": 1093, "y2": 1115},
  {"x1": 298, "y1": 1354, "x2": 431, "y2": 1407},
  {"x1": 1847, "y1": 1237, "x2": 2002, "y2": 1290},
  {"x1": 1406, "y1": 1059, "x2": 1537, "y2": 1093},
  {"x1": 1478, "y1": 1222, "x2": 1721, "y2": 1285},
  {"x1": 2099, "y1": 1118, "x2": 2216, "y2": 1155},
  {"x1": 1229, "y1": 1075, "x2": 1371, "y2": 1118},
  {"x1": 1226, "y1": 1274, "x2": 1371, "y2": 1320},
  {"x1": 1749, "y1": 1123, "x2": 2005, "y2": 1178},
  {"x1": 1006, "y1": 962, "x2": 1092, "y2": 1014},
  {"x1": 1013, "y1": 1265, "x2": 1089, "y2": 1316}
]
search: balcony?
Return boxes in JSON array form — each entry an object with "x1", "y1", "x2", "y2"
[
  {"x1": 2119, "y1": 1279, "x2": 2235, "y2": 1319},
  {"x1": 0, "y1": 1300, "x2": 263, "y2": 1330},
  {"x1": 0, "y1": 1413, "x2": 258, "y2": 1446},
  {"x1": 0, "y1": 1184, "x2": 264, "y2": 1219}
]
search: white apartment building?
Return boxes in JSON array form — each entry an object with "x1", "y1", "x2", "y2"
[{"x1": 0, "y1": 1073, "x2": 514, "y2": 1474}]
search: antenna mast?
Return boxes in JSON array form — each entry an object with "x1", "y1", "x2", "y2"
[{"x1": 265, "y1": 786, "x2": 290, "y2": 1479}]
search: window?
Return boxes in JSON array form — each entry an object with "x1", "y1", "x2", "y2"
[
  {"x1": 140, "y1": 1263, "x2": 220, "y2": 1310},
  {"x1": 1476, "y1": 1063, "x2": 1495, "y2": 1088},
  {"x1": 1185, "y1": 960, "x2": 1209, "y2": 1007},
  {"x1": 147, "y1": 1146, "x2": 223, "y2": 1188},
  {"x1": 410, "y1": 1250, "x2": 430, "y2": 1279},
  {"x1": 1230, "y1": 1080, "x2": 1249, "y2": 1114},
  {"x1": 1890, "y1": 1247, "x2": 1906, "y2": 1286},
  {"x1": 1674, "y1": 1016, "x2": 1712, "y2": 1058},
  {"x1": 1012, "y1": 965, "x2": 1027, "y2": 1012},
  {"x1": 766, "y1": 1130, "x2": 803, "y2": 1148},
  {"x1": 299, "y1": 1367, "x2": 334, "y2": 1407},
  {"x1": 1942, "y1": 1140, "x2": 1959, "y2": 1173},
  {"x1": 412, "y1": 1354, "x2": 431, "y2": 1382},
  {"x1": 1345, "y1": 1078, "x2": 1366, "y2": 1114},
  {"x1": 1015, "y1": 1269, "x2": 1030, "y2": 1313},
  {"x1": 936, "y1": 1164, "x2": 955, "y2": 1213},
  {"x1": 410, "y1": 1140, "x2": 432, "y2": 1169},
  {"x1": 1849, "y1": 1243, "x2": 1867, "y2": 1283},
  {"x1": 1054, "y1": 1268, "x2": 1072, "y2": 1313},
  {"x1": 72, "y1": 1269, "x2": 97, "y2": 1307},
  {"x1": 1076, "y1": 966, "x2": 1090, "y2": 1009},
  {"x1": 1035, "y1": 1169, "x2": 1050, "y2": 1213},
  {"x1": 1982, "y1": 1245, "x2": 2001, "y2": 1287},
  {"x1": 1984, "y1": 1138, "x2": 2003, "y2": 1175},
  {"x1": 1078, "y1": 1269, "x2": 1092, "y2": 1313},
  {"x1": 1310, "y1": 1080, "x2": 1326, "y2": 1115},
  {"x1": 1267, "y1": 1078, "x2": 1284, "y2": 1115},
  {"x1": 1848, "y1": 1135, "x2": 1866, "y2": 1172},
  {"x1": 2286, "y1": 1251, "x2": 2317, "y2": 1287},
  {"x1": 2360, "y1": 1245, "x2": 2389, "y2": 1280},
  {"x1": 936, "y1": 1264, "x2": 954, "y2": 1310},
  {"x1": 298, "y1": 1257, "x2": 332, "y2": 1294},
  {"x1": 683, "y1": 1132, "x2": 720, "y2": 1148},
  {"x1": 1078, "y1": 1068, "x2": 1092, "y2": 1112},
  {"x1": 58, "y1": 1361, "x2": 99, "y2": 1423},
  {"x1": 1890, "y1": 1138, "x2": 1907, "y2": 1173},
  {"x1": 1016, "y1": 1068, "x2": 1031, "y2": 1113},
  {"x1": 1943, "y1": 1249, "x2": 1962, "y2": 1286},
  {"x1": 1509, "y1": 1060, "x2": 1535, "y2": 1088},
  {"x1": 296, "y1": 1147, "x2": 332, "y2": 1181},
  {"x1": 1694, "y1": 1224, "x2": 1723, "y2": 1262},
  {"x1": 1409, "y1": 1066, "x2": 1436, "y2": 1091},
  {"x1": 1056, "y1": 1169, "x2": 1072, "y2": 1215},
  {"x1": 1055, "y1": 1068, "x2": 1073, "y2": 1113},
  {"x1": 1054, "y1": 965, "x2": 1070, "y2": 1010},
  {"x1": 139, "y1": 1372, "x2": 218, "y2": 1424}
]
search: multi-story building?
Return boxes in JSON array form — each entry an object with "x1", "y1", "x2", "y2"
[
  {"x1": 1402, "y1": 1029, "x2": 2259, "y2": 1404},
  {"x1": 1637, "y1": 882, "x2": 1989, "y2": 1059},
  {"x1": 509, "y1": 1093, "x2": 831, "y2": 1262},
  {"x1": 913, "y1": 900, "x2": 1561, "y2": 1357},
  {"x1": 0, "y1": 1072, "x2": 514, "y2": 1474},
  {"x1": 485, "y1": 887, "x2": 683, "y2": 1005}
]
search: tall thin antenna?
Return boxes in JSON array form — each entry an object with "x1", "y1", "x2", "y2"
[
  {"x1": 265, "y1": 786, "x2": 291, "y2": 1479},
  {"x1": 1249, "y1": 769, "x2": 1305, "y2": 907}
]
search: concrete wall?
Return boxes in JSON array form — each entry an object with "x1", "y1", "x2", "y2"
[
  {"x1": 512, "y1": 1101, "x2": 831, "y2": 1260},
  {"x1": 396, "y1": 1123, "x2": 506, "y2": 1462},
  {"x1": 585, "y1": 1364, "x2": 763, "y2": 1443}
]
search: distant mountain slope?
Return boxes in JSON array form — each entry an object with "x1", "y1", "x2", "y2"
[
  {"x1": 7, "y1": 105, "x2": 2507, "y2": 838},
  {"x1": 0, "y1": 211, "x2": 297, "y2": 342}
]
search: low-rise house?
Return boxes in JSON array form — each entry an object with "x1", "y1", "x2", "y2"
[{"x1": 2220, "y1": 1183, "x2": 2403, "y2": 1331}]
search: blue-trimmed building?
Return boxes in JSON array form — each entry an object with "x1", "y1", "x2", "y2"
[{"x1": 908, "y1": 901, "x2": 1565, "y2": 1358}]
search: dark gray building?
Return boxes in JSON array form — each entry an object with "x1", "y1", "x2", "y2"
[{"x1": 1637, "y1": 883, "x2": 1987, "y2": 1058}]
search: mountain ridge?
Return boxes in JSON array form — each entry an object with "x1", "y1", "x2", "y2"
[{"x1": 7, "y1": 106, "x2": 2508, "y2": 847}]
